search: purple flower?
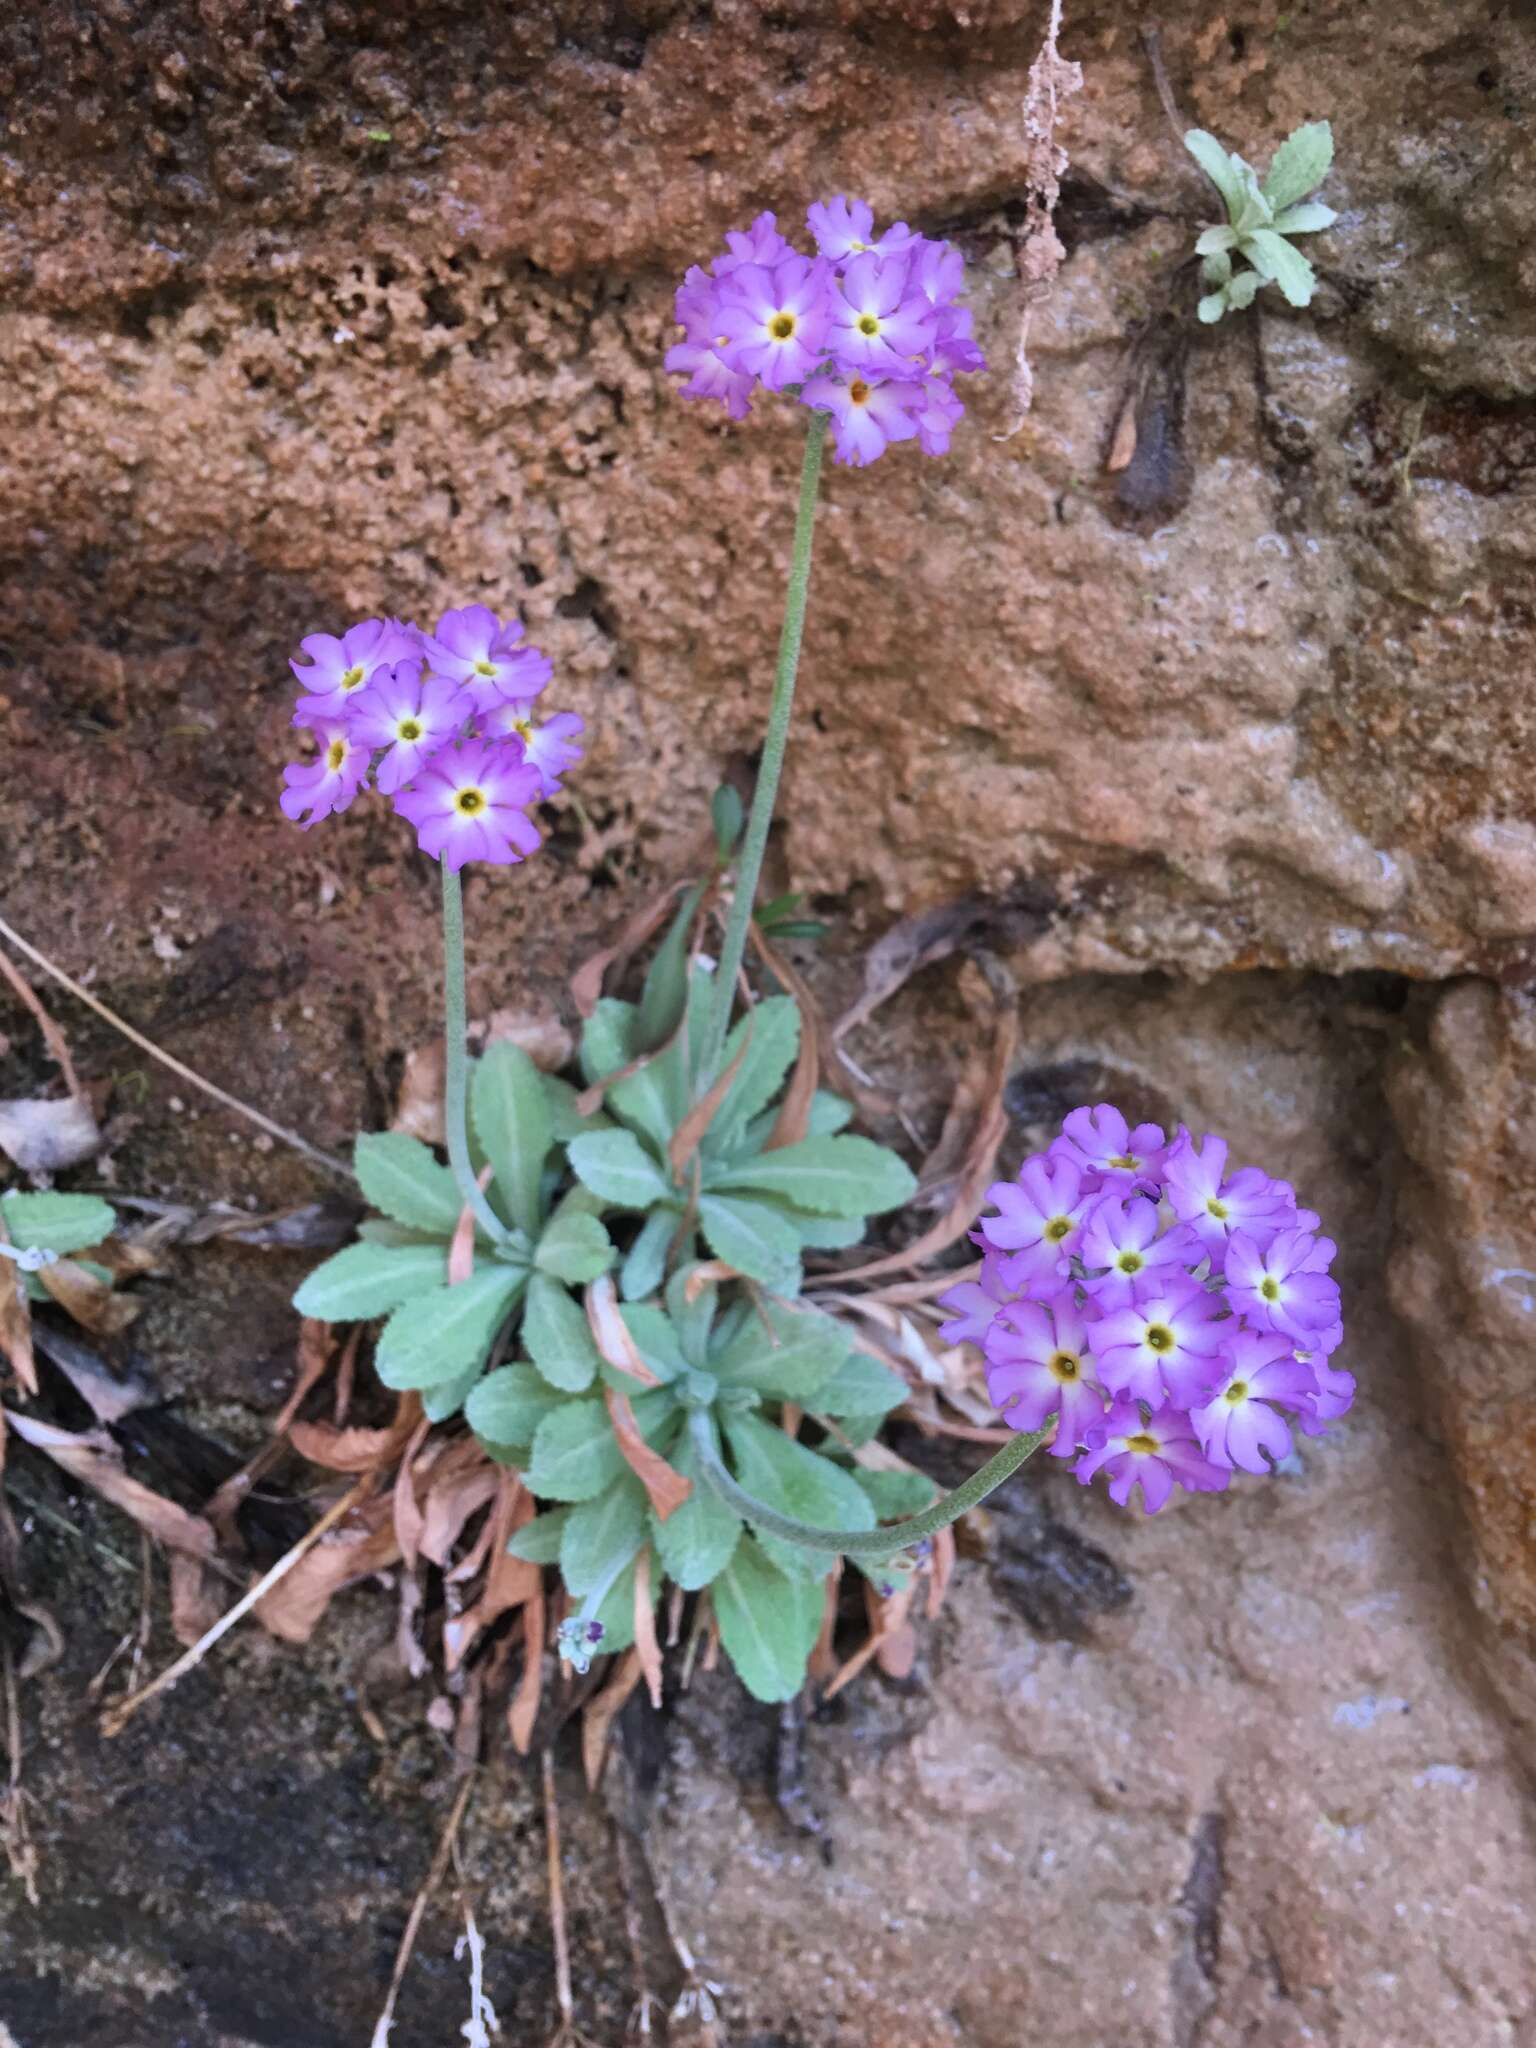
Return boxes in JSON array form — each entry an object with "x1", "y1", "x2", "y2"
[
  {"x1": 909, "y1": 373, "x2": 966, "y2": 458},
  {"x1": 1075, "y1": 1401, "x2": 1230, "y2": 1514},
  {"x1": 666, "y1": 267, "x2": 756, "y2": 420},
  {"x1": 279, "y1": 720, "x2": 371, "y2": 827},
  {"x1": 718, "y1": 211, "x2": 793, "y2": 273},
  {"x1": 290, "y1": 617, "x2": 419, "y2": 724},
  {"x1": 482, "y1": 700, "x2": 586, "y2": 797},
  {"x1": 1224, "y1": 1228, "x2": 1342, "y2": 1346},
  {"x1": 1079, "y1": 1195, "x2": 1197, "y2": 1310},
  {"x1": 909, "y1": 237, "x2": 965, "y2": 306},
  {"x1": 1162, "y1": 1129, "x2": 1296, "y2": 1257},
  {"x1": 983, "y1": 1296, "x2": 1108, "y2": 1459},
  {"x1": 829, "y1": 251, "x2": 936, "y2": 375},
  {"x1": 422, "y1": 606, "x2": 553, "y2": 713},
  {"x1": 976, "y1": 1156, "x2": 1096, "y2": 1296},
  {"x1": 929, "y1": 302, "x2": 987, "y2": 376},
  {"x1": 936, "y1": 1253, "x2": 1017, "y2": 1346},
  {"x1": 806, "y1": 196, "x2": 913, "y2": 266},
  {"x1": 1189, "y1": 1330, "x2": 1317, "y2": 1473},
  {"x1": 1091, "y1": 1276, "x2": 1227, "y2": 1409},
  {"x1": 1049, "y1": 1104, "x2": 1167, "y2": 1189},
  {"x1": 800, "y1": 373, "x2": 921, "y2": 467},
  {"x1": 1293, "y1": 1358, "x2": 1356, "y2": 1434},
  {"x1": 349, "y1": 662, "x2": 470, "y2": 795},
  {"x1": 715, "y1": 255, "x2": 836, "y2": 391},
  {"x1": 393, "y1": 738, "x2": 544, "y2": 870}
]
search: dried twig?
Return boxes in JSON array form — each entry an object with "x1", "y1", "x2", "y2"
[
  {"x1": 100, "y1": 1477, "x2": 371, "y2": 1736},
  {"x1": 996, "y1": 0, "x2": 1082, "y2": 438},
  {"x1": 0, "y1": 944, "x2": 85, "y2": 1102},
  {"x1": 370, "y1": 1769, "x2": 478, "y2": 2048},
  {"x1": 543, "y1": 1748, "x2": 601, "y2": 2046},
  {"x1": 0, "y1": 912, "x2": 353, "y2": 1181}
]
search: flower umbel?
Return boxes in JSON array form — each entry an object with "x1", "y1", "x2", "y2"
[
  {"x1": 393, "y1": 738, "x2": 544, "y2": 871},
  {"x1": 940, "y1": 1106, "x2": 1353, "y2": 1513}
]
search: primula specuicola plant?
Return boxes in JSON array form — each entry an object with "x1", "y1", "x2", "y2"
[{"x1": 283, "y1": 196, "x2": 1352, "y2": 1703}]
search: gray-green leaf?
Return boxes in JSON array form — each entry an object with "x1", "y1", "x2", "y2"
[
  {"x1": 560, "y1": 1475, "x2": 647, "y2": 1596},
  {"x1": 712, "y1": 1538, "x2": 824, "y2": 1703},
  {"x1": 817, "y1": 1350, "x2": 908, "y2": 1418},
  {"x1": 472, "y1": 1043, "x2": 552, "y2": 1236},
  {"x1": 526, "y1": 1398, "x2": 626, "y2": 1502},
  {"x1": 0, "y1": 1190, "x2": 115, "y2": 1255},
  {"x1": 614, "y1": 1303, "x2": 688, "y2": 1384},
  {"x1": 852, "y1": 1467, "x2": 938, "y2": 1519},
  {"x1": 1262, "y1": 118, "x2": 1333, "y2": 213},
  {"x1": 705, "y1": 997, "x2": 801, "y2": 1155},
  {"x1": 506, "y1": 1505, "x2": 570, "y2": 1563},
  {"x1": 619, "y1": 1207, "x2": 677, "y2": 1301},
  {"x1": 523, "y1": 1271, "x2": 603, "y2": 1392},
  {"x1": 649, "y1": 1431, "x2": 741, "y2": 1590},
  {"x1": 1271, "y1": 200, "x2": 1335, "y2": 236},
  {"x1": 713, "y1": 1298, "x2": 849, "y2": 1403},
  {"x1": 723, "y1": 1412, "x2": 873, "y2": 1579},
  {"x1": 466, "y1": 1362, "x2": 563, "y2": 1449},
  {"x1": 697, "y1": 1194, "x2": 802, "y2": 1294},
  {"x1": 374, "y1": 1266, "x2": 525, "y2": 1391},
  {"x1": 1183, "y1": 129, "x2": 1247, "y2": 220},
  {"x1": 568, "y1": 1128, "x2": 672, "y2": 1209},
  {"x1": 293, "y1": 1241, "x2": 449, "y2": 1321},
  {"x1": 355, "y1": 1132, "x2": 463, "y2": 1236},
  {"x1": 534, "y1": 1208, "x2": 615, "y2": 1285},
  {"x1": 705, "y1": 1134, "x2": 915, "y2": 1217},
  {"x1": 1240, "y1": 229, "x2": 1317, "y2": 306}
]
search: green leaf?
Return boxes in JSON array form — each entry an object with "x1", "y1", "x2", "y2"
[
  {"x1": 649, "y1": 1431, "x2": 741, "y2": 1591},
  {"x1": 1182, "y1": 129, "x2": 1248, "y2": 221},
  {"x1": 357, "y1": 1217, "x2": 446, "y2": 1248},
  {"x1": 713, "y1": 1298, "x2": 849, "y2": 1403},
  {"x1": 1194, "y1": 224, "x2": 1238, "y2": 257},
  {"x1": 806, "y1": 1091, "x2": 855, "y2": 1137},
  {"x1": 783, "y1": 1212, "x2": 867, "y2": 1251},
  {"x1": 355, "y1": 1132, "x2": 463, "y2": 1236},
  {"x1": 697, "y1": 1194, "x2": 802, "y2": 1294},
  {"x1": 664, "y1": 1266, "x2": 718, "y2": 1367},
  {"x1": 1271, "y1": 200, "x2": 1335, "y2": 235},
  {"x1": 712, "y1": 1537, "x2": 824, "y2": 1703},
  {"x1": 1262, "y1": 118, "x2": 1332, "y2": 213},
  {"x1": 705, "y1": 1134, "x2": 915, "y2": 1217},
  {"x1": 587, "y1": 1546, "x2": 656, "y2": 1657},
  {"x1": 374, "y1": 1266, "x2": 525, "y2": 1391},
  {"x1": 534, "y1": 1208, "x2": 615, "y2": 1285},
  {"x1": 817, "y1": 1350, "x2": 908, "y2": 1418},
  {"x1": 1226, "y1": 269, "x2": 1262, "y2": 310},
  {"x1": 472, "y1": 1043, "x2": 552, "y2": 1236},
  {"x1": 1200, "y1": 247, "x2": 1234, "y2": 287},
  {"x1": 1199, "y1": 288, "x2": 1230, "y2": 324},
  {"x1": 0, "y1": 1191, "x2": 115, "y2": 1255},
  {"x1": 568, "y1": 1129, "x2": 672, "y2": 1209},
  {"x1": 852, "y1": 1468, "x2": 938, "y2": 1519},
  {"x1": 580, "y1": 1000, "x2": 635, "y2": 1086},
  {"x1": 636, "y1": 886, "x2": 703, "y2": 1054},
  {"x1": 723, "y1": 1412, "x2": 873, "y2": 1579},
  {"x1": 1239, "y1": 229, "x2": 1317, "y2": 306},
  {"x1": 619, "y1": 1207, "x2": 677, "y2": 1301},
  {"x1": 705, "y1": 997, "x2": 800, "y2": 1154},
  {"x1": 292, "y1": 1241, "x2": 449, "y2": 1321},
  {"x1": 526, "y1": 1398, "x2": 626, "y2": 1502},
  {"x1": 1230, "y1": 156, "x2": 1273, "y2": 233},
  {"x1": 522, "y1": 1272, "x2": 603, "y2": 1392},
  {"x1": 711, "y1": 783, "x2": 744, "y2": 858},
  {"x1": 560, "y1": 1474, "x2": 647, "y2": 1596},
  {"x1": 506, "y1": 1506, "x2": 570, "y2": 1563},
  {"x1": 421, "y1": 1356, "x2": 485, "y2": 1423},
  {"x1": 466, "y1": 1363, "x2": 563, "y2": 1449},
  {"x1": 614, "y1": 1303, "x2": 688, "y2": 1384},
  {"x1": 542, "y1": 1072, "x2": 608, "y2": 1144}
]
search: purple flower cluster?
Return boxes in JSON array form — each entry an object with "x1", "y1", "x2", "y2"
[
  {"x1": 938, "y1": 1106, "x2": 1354, "y2": 1515},
  {"x1": 667, "y1": 199, "x2": 985, "y2": 467},
  {"x1": 279, "y1": 609, "x2": 583, "y2": 869}
]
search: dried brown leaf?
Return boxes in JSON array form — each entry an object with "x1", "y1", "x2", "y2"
[
  {"x1": 581, "y1": 1647, "x2": 644, "y2": 1789},
  {"x1": 31, "y1": 1326, "x2": 149, "y2": 1423},
  {"x1": 667, "y1": 1023, "x2": 750, "y2": 1181},
  {"x1": 391, "y1": 1042, "x2": 445, "y2": 1145},
  {"x1": 392, "y1": 1417, "x2": 432, "y2": 1572},
  {"x1": 37, "y1": 1258, "x2": 140, "y2": 1337},
  {"x1": 0, "y1": 1257, "x2": 36, "y2": 1398},
  {"x1": 483, "y1": 1006, "x2": 574, "y2": 1073},
  {"x1": 633, "y1": 1545, "x2": 663, "y2": 1709},
  {"x1": 418, "y1": 1465, "x2": 499, "y2": 1571},
  {"x1": 751, "y1": 923, "x2": 891, "y2": 1117},
  {"x1": 2, "y1": 1408, "x2": 216, "y2": 1562},
  {"x1": 570, "y1": 881, "x2": 688, "y2": 1017},
  {"x1": 508, "y1": 1592, "x2": 546, "y2": 1754},
  {"x1": 585, "y1": 1275, "x2": 659, "y2": 1387},
  {"x1": 0, "y1": 943, "x2": 84, "y2": 1101},
  {"x1": 253, "y1": 1494, "x2": 401, "y2": 1644},
  {"x1": 168, "y1": 1553, "x2": 223, "y2": 1647},
  {"x1": 605, "y1": 1388, "x2": 692, "y2": 1520}
]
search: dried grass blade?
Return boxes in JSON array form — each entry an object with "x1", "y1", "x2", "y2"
[
  {"x1": 2, "y1": 1408, "x2": 216, "y2": 1562},
  {"x1": 585, "y1": 1275, "x2": 659, "y2": 1387},
  {"x1": 570, "y1": 881, "x2": 689, "y2": 1017},
  {"x1": 605, "y1": 1388, "x2": 692, "y2": 1520},
  {"x1": 633, "y1": 1545, "x2": 663, "y2": 1709},
  {"x1": 581, "y1": 1648, "x2": 644, "y2": 1789},
  {"x1": 668, "y1": 1024, "x2": 751, "y2": 1181}
]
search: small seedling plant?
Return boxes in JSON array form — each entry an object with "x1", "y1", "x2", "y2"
[
  {"x1": 1184, "y1": 119, "x2": 1336, "y2": 321},
  {"x1": 284, "y1": 193, "x2": 1352, "y2": 1706}
]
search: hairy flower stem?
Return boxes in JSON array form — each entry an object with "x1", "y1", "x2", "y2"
[
  {"x1": 687, "y1": 1408, "x2": 1050, "y2": 1560},
  {"x1": 440, "y1": 864, "x2": 514, "y2": 1247},
  {"x1": 700, "y1": 409, "x2": 829, "y2": 1081}
]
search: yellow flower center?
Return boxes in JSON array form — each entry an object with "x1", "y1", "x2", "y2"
[
  {"x1": 1044, "y1": 1215, "x2": 1073, "y2": 1242},
  {"x1": 326, "y1": 738, "x2": 347, "y2": 771},
  {"x1": 1260, "y1": 1277, "x2": 1280, "y2": 1302},
  {"x1": 397, "y1": 718, "x2": 422, "y2": 742},
  {"x1": 857, "y1": 313, "x2": 880, "y2": 336},
  {"x1": 1207, "y1": 1197, "x2": 1229, "y2": 1220},
  {"x1": 340, "y1": 664, "x2": 366, "y2": 691},
  {"x1": 1145, "y1": 1323, "x2": 1174, "y2": 1353},
  {"x1": 473, "y1": 660, "x2": 496, "y2": 677},
  {"x1": 1126, "y1": 1432, "x2": 1160, "y2": 1454},
  {"x1": 769, "y1": 312, "x2": 796, "y2": 340},
  {"x1": 1047, "y1": 1350, "x2": 1080, "y2": 1384},
  {"x1": 1110, "y1": 1153, "x2": 1138, "y2": 1169},
  {"x1": 1223, "y1": 1380, "x2": 1249, "y2": 1405},
  {"x1": 456, "y1": 787, "x2": 486, "y2": 815},
  {"x1": 1116, "y1": 1250, "x2": 1144, "y2": 1275}
]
